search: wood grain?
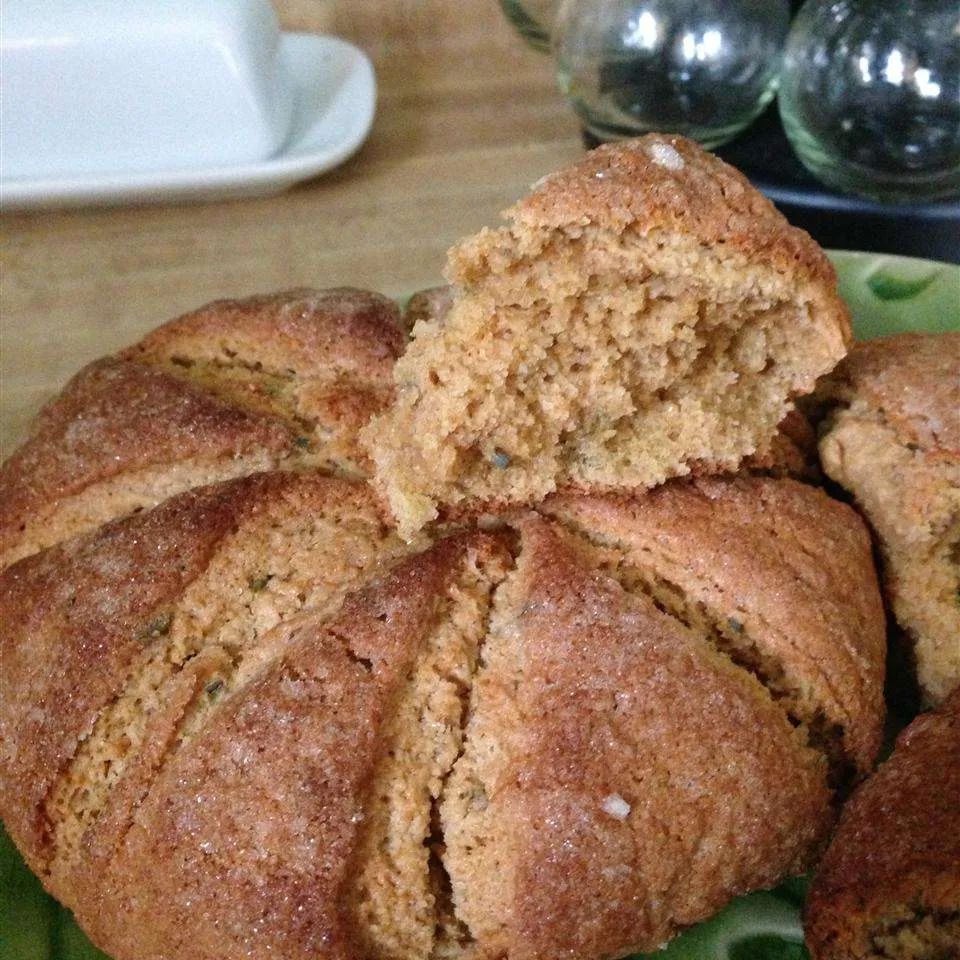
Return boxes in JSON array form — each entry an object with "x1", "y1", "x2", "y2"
[{"x1": 0, "y1": 0, "x2": 581, "y2": 455}]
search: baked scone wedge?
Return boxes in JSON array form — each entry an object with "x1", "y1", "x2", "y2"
[
  {"x1": 805, "y1": 688, "x2": 960, "y2": 960},
  {"x1": 50, "y1": 528, "x2": 512, "y2": 960},
  {"x1": 123, "y1": 287, "x2": 404, "y2": 474},
  {"x1": 0, "y1": 465, "x2": 512, "y2": 960},
  {"x1": 362, "y1": 135, "x2": 851, "y2": 538},
  {"x1": 540, "y1": 475, "x2": 887, "y2": 777},
  {"x1": 818, "y1": 332, "x2": 960, "y2": 705},
  {"x1": 0, "y1": 287, "x2": 404, "y2": 570},
  {"x1": 442, "y1": 477, "x2": 886, "y2": 958},
  {"x1": 0, "y1": 472, "x2": 412, "y2": 887}
]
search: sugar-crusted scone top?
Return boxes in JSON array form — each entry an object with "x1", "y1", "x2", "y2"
[
  {"x1": 0, "y1": 138, "x2": 889, "y2": 960},
  {"x1": 361, "y1": 134, "x2": 851, "y2": 539},
  {"x1": 0, "y1": 470, "x2": 885, "y2": 960},
  {"x1": 0, "y1": 287, "x2": 405, "y2": 570},
  {"x1": 805, "y1": 688, "x2": 960, "y2": 960},
  {"x1": 0, "y1": 289, "x2": 882, "y2": 960}
]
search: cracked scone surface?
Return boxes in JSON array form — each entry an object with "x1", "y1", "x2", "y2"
[
  {"x1": 444, "y1": 478, "x2": 885, "y2": 959},
  {"x1": 0, "y1": 471, "x2": 885, "y2": 960},
  {"x1": 73, "y1": 530, "x2": 511, "y2": 960},
  {"x1": 818, "y1": 333, "x2": 960, "y2": 705},
  {"x1": 361, "y1": 135, "x2": 851, "y2": 538},
  {"x1": 0, "y1": 287, "x2": 405, "y2": 570},
  {"x1": 0, "y1": 472, "x2": 410, "y2": 882},
  {"x1": 805, "y1": 689, "x2": 960, "y2": 960}
]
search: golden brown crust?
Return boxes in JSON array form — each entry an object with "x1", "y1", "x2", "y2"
[
  {"x1": 0, "y1": 358, "x2": 296, "y2": 567},
  {"x1": 447, "y1": 136, "x2": 849, "y2": 368},
  {"x1": 502, "y1": 134, "x2": 845, "y2": 304},
  {"x1": 0, "y1": 288, "x2": 405, "y2": 569},
  {"x1": 542, "y1": 476, "x2": 887, "y2": 776},
  {"x1": 805, "y1": 689, "x2": 960, "y2": 960},
  {"x1": 820, "y1": 333, "x2": 960, "y2": 456},
  {"x1": 0, "y1": 471, "x2": 389, "y2": 876},
  {"x1": 123, "y1": 288, "x2": 405, "y2": 477},
  {"x1": 69, "y1": 532, "x2": 505, "y2": 960},
  {"x1": 0, "y1": 279, "x2": 886, "y2": 958},
  {"x1": 124, "y1": 287, "x2": 405, "y2": 383},
  {"x1": 443, "y1": 515, "x2": 834, "y2": 958},
  {"x1": 0, "y1": 467, "x2": 889, "y2": 959},
  {"x1": 818, "y1": 333, "x2": 960, "y2": 706}
]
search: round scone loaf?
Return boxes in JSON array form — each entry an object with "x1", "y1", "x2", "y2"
[
  {"x1": 0, "y1": 287, "x2": 405, "y2": 570},
  {"x1": 805, "y1": 688, "x2": 960, "y2": 960},
  {"x1": 818, "y1": 332, "x2": 960, "y2": 705},
  {"x1": 362, "y1": 134, "x2": 851, "y2": 538},
  {"x1": 0, "y1": 466, "x2": 885, "y2": 958}
]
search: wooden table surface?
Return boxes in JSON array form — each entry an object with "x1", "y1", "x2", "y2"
[{"x1": 0, "y1": 1, "x2": 582, "y2": 456}]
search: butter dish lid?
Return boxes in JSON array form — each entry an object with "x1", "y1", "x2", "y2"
[{"x1": 2, "y1": 0, "x2": 296, "y2": 180}]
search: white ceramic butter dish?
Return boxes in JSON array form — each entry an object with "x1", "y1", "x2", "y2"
[{"x1": 0, "y1": 2, "x2": 375, "y2": 209}]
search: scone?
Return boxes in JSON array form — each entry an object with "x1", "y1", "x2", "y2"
[
  {"x1": 444, "y1": 477, "x2": 885, "y2": 959},
  {"x1": 0, "y1": 473, "x2": 500, "y2": 960},
  {"x1": 362, "y1": 134, "x2": 851, "y2": 538},
  {"x1": 818, "y1": 333, "x2": 960, "y2": 705},
  {"x1": 805, "y1": 688, "x2": 960, "y2": 960},
  {"x1": 0, "y1": 472, "x2": 885, "y2": 960},
  {"x1": 0, "y1": 287, "x2": 404, "y2": 570}
]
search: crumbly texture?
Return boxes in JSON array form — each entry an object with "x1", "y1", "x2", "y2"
[
  {"x1": 0, "y1": 470, "x2": 886, "y2": 960},
  {"x1": 0, "y1": 288, "x2": 404, "y2": 569},
  {"x1": 362, "y1": 135, "x2": 850, "y2": 538},
  {"x1": 403, "y1": 285, "x2": 821, "y2": 486},
  {"x1": 805, "y1": 689, "x2": 960, "y2": 960},
  {"x1": 818, "y1": 333, "x2": 960, "y2": 705}
]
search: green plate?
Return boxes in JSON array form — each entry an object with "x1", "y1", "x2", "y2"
[
  {"x1": 828, "y1": 251, "x2": 960, "y2": 338},
  {"x1": 1, "y1": 253, "x2": 957, "y2": 960}
]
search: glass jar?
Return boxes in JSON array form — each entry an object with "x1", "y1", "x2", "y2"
[
  {"x1": 779, "y1": 0, "x2": 960, "y2": 202},
  {"x1": 499, "y1": 0, "x2": 560, "y2": 52},
  {"x1": 553, "y1": 0, "x2": 790, "y2": 147}
]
